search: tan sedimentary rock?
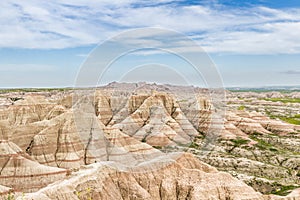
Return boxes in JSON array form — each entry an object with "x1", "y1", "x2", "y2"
[
  {"x1": 27, "y1": 112, "x2": 86, "y2": 169},
  {"x1": 103, "y1": 127, "x2": 162, "y2": 165},
  {"x1": 4, "y1": 122, "x2": 46, "y2": 151},
  {"x1": 249, "y1": 112, "x2": 295, "y2": 134},
  {"x1": 94, "y1": 93, "x2": 113, "y2": 125},
  {"x1": 19, "y1": 153, "x2": 265, "y2": 200},
  {"x1": 227, "y1": 111, "x2": 271, "y2": 134},
  {"x1": 131, "y1": 105, "x2": 192, "y2": 146},
  {"x1": 0, "y1": 97, "x2": 11, "y2": 108},
  {"x1": 113, "y1": 92, "x2": 195, "y2": 147},
  {"x1": 286, "y1": 188, "x2": 300, "y2": 199},
  {"x1": 26, "y1": 107, "x2": 162, "y2": 168},
  {"x1": 0, "y1": 140, "x2": 67, "y2": 192},
  {"x1": 222, "y1": 121, "x2": 248, "y2": 139},
  {"x1": 2, "y1": 96, "x2": 56, "y2": 126},
  {"x1": 45, "y1": 105, "x2": 66, "y2": 120}
]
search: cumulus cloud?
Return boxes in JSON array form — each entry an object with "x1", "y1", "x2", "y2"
[{"x1": 0, "y1": 0, "x2": 300, "y2": 54}]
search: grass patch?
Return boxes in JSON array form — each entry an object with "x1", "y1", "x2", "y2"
[
  {"x1": 250, "y1": 135, "x2": 275, "y2": 151},
  {"x1": 271, "y1": 184, "x2": 299, "y2": 196},
  {"x1": 189, "y1": 142, "x2": 200, "y2": 149},
  {"x1": 237, "y1": 105, "x2": 246, "y2": 111},
  {"x1": 0, "y1": 88, "x2": 72, "y2": 94},
  {"x1": 229, "y1": 88, "x2": 300, "y2": 93},
  {"x1": 279, "y1": 117, "x2": 300, "y2": 125},
  {"x1": 263, "y1": 98, "x2": 300, "y2": 104},
  {"x1": 265, "y1": 112, "x2": 300, "y2": 125},
  {"x1": 177, "y1": 99, "x2": 188, "y2": 103},
  {"x1": 230, "y1": 137, "x2": 249, "y2": 147},
  {"x1": 294, "y1": 114, "x2": 300, "y2": 118},
  {"x1": 229, "y1": 89, "x2": 276, "y2": 93},
  {"x1": 255, "y1": 139, "x2": 273, "y2": 150}
]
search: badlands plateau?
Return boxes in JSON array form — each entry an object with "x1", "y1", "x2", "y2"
[{"x1": 0, "y1": 82, "x2": 299, "y2": 200}]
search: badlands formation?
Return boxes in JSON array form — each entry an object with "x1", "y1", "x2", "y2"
[{"x1": 0, "y1": 82, "x2": 299, "y2": 199}]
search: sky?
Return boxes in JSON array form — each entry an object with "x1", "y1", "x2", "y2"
[{"x1": 0, "y1": 0, "x2": 300, "y2": 88}]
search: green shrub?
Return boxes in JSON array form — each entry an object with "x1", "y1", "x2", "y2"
[
  {"x1": 269, "y1": 147, "x2": 278, "y2": 152},
  {"x1": 230, "y1": 138, "x2": 249, "y2": 147},
  {"x1": 271, "y1": 184, "x2": 299, "y2": 196},
  {"x1": 189, "y1": 142, "x2": 199, "y2": 149},
  {"x1": 237, "y1": 105, "x2": 245, "y2": 110}
]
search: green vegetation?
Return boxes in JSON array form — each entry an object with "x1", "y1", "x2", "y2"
[
  {"x1": 244, "y1": 99, "x2": 253, "y2": 103},
  {"x1": 195, "y1": 134, "x2": 204, "y2": 140},
  {"x1": 272, "y1": 114, "x2": 300, "y2": 125},
  {"x1": 7, "y1": 193, "x2": 15, "y2": 200},
  {"x1": 177, "y1": 99, "x2": 188, "y2": 103},
  {"x1": 263, "y1": 98, "x2": 300, "y2": 104},
  {"x1": 189, "y1": 142, "x2": 200, "y2": 149},
  {"x1": 271, "y1": 184, "x2": 300, "y2": 196},
  {"x1": 229, "y1": 89, "x2": 278, "y2": 93},
  {"x1": 279, "y1": 117, "x2": 300, "y2": 125},
  {"x1": 237, "y1": 105, "x2": 245, "y2": 110},
  {"x1": 228, "y1": 88, "x2": 300, "y2": 93},
  {"x1": 230, "y1": 137, "x2": 249, "y2": 147},
  {"x1": 269, "y1": 147, "x2": 278, "y2": 152},
  {"x1": 0, "y1": 88, "x2": 72, "y2": 94},
  {"x1": 251, "y1": 132, "x2": 263, "y2": 136},
  {"x1": 294, "y1": 114, "x2": 300, "y2": 118},
  {"x1": 265, "y1": 111, "x2": 300, "y2": 125},
  {"x1": 248, "y1": 134, "x2": 300, "y2": 155},
  {"x1": 249, "y1": 135, "x2": 276, "y2": 151},
  {"x1": 75, "y1": 187, "x2": 92, "y2": 200},
  {"x1": 254, "y1": 139, "x2": 273, "y2": 150},
  {"x1": 7, "y1": 97, "x2": 24, "y2": 104}
]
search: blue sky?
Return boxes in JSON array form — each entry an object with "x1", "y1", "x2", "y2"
[{"x1": 0, "y1": 0, "x2": 300, "y2": 88}]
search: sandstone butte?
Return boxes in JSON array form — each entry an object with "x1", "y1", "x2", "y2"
[{"x1": 0, "y1": 83, "x2": 298, "y2": 199}]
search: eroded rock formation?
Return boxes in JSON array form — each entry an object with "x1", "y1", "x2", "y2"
[{"x1": 0, "y1": 83, "x2": 298, "y2": 199}]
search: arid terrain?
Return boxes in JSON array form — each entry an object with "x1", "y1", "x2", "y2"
[{"x1": 0, "y1": 82, "x2": 299, "y2": 200}]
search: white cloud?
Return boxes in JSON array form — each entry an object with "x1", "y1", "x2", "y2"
[{"x1": 0, "y1": 0, "x2": 300, "y2": 54}]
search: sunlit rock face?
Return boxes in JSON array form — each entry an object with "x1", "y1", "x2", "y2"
[
  {"x1": 19, "y1": 153, "x2": 267, "y2": 200},
  {"x1": 0, "y1": 140, "x2": 67, "y2": 193}
]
